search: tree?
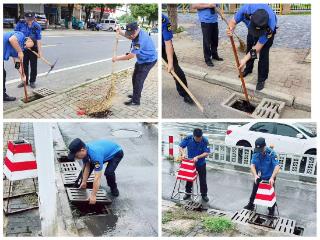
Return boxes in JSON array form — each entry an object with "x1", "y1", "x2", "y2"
[
  {"x1": 167, "y1": 4, "x2": 178, "y2": 32},
  {"x1": 129, "y1": 4, "x2": 158, "y2": 26},
  {"x1": 67, "y1": 4, "x2": 74, "y2": 29},
  {"x1": 97, "y1": 4, "x2": 122, "y2": 22},
  {"x1": 81, "y1": 4, "x2": 97, "y2": 28},
  {"x1": 18, "y1": 4, "x2": 24, "y2": 20}
]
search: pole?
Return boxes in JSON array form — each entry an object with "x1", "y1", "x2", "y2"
[
  {"x1": 33, "y1": 123, "x2": 57, "y2": 236},
  {"x1": 169, "y1": 136, "x2": 173, "y2": 158}
]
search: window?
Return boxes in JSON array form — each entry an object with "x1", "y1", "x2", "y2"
[
  {"x1": 249, "y1": 122, "x2": 274, "y2": 134},
  {"x1": 275, "y1": 124, "x2": 301, "y2": 138},
  {"x1": 110, "y1": 20, "x2": 115, "y2": 24}
]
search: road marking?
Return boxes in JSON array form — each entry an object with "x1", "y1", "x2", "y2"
[
  {"x1": 42, "y1": 44, "x2": 57, "y2": 48},
  {"x1": 6, "y1": 58, "x2": 112, "y2": 85}
]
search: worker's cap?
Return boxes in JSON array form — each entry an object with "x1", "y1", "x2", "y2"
[
  {"x1": 193, "y1": 128, "x2": 203, "y2": 138},
  {"x1": 249, "y1": 9, "x2": 269, "y2": 37},
  {"x1": 125, "y1": 22, "x2": 138, "y2": 37},
  {"x1": 24, "y1": 11, "x2": 35, "y2": 20},
  {"x1": 254, "y1": 137, "x2": 266, "y2": 153},
  {"x1": 68, "y1": 138, "x2": 85, "y2": 160}
]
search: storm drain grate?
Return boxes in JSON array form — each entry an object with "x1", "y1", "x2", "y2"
[
  {"x1": 66, "y1": 188, "x2": 112, "y2": 204},
  {"x1": 231, "y1": 209, "x2": 255, "y2": 224},
  {"x1": 248, "y1": 212, "x2": 279, "y2": 229},
  {"x1": 62, "y1": 171, "x2": 94, "y2": 187},
  {"x1": 60, "y1": 162, "x2": 80, "y2": 173},
  {"x1": 55, "y1": 150, "x2": 70, "y2": 162},
  {"x1": 274, "y1": 217, "x2": 296, "y2": 234},
  {"x1": 184, "y1": 200, "x2": 202, "y2": 211},
  {"x1": 207, "y1": 209, "x2": 227, "y2": 217},
  {"x1": 251, "y1": 98, "x2": 285, "y2": 119},
  {"x1": 33, "y1": 87, "x2": 56, "y2": 97}
]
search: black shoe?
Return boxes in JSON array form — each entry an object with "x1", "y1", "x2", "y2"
[
  {"x1": 3, "y1": 94, "x2": 16, "y2": 101},
  {"x1": 30, "y1": 82, "x2": 36, "y2": 89},
  {"x1": 183, "y1": 194, "x2": 191, "y2": 201},
  {"x1": 111, "y1": 188, "x2": 119, "y2": 197},
  {"x1": 205, "y1": 61, "x2": 214, "y2": 67},
  {"x1": 238, "y1": 69, "x2": 252, "y2": 78},
  {"x1": 268, "y1": 207, "x2": 275, "y2": 216},
  {"x1": 127, "y1": 94, "x2": 133, "y2": 98},
  {"x1": 244, "y1": 203, "x2": 255, "y2": 211},
  {"x1": 183, "y1": 95, "x2": 194, "y2": 104},
  {"x1": 202, "y1": 195, "x2": 209, "y2": 202},
  {"x1": 17, "y1": 82, "x2": 26, "y2": 88},
  {"x1": 256, "y1": 81, "x2": 265, "y2": 91},
  {"x1": 124, "y1": 100, "x2": 140, "y2": 106},
  {"x1": 212, "y1": 55, "x2": 223, "y2": 61}
]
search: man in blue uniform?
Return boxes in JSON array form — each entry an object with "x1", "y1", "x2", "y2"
[
  {"x1": 68, "y1": 138, "x2": 124, "y2": 204},
  {"x1": 227, "y1": 4, "x2": 277, "y2": 91},
  {"x1": 3, "y1": 31, "x2": 35, "y2": 101},
  {"x1": 113, "y1": 22, "x2": 157, "y2": 106},
  {"x1": 244, "y1": 137, "x2": 280, "y2": 215},
  {"x1": 191, "y1": 4, "x2": 223, "y2": 67},
  {"x1": 179, "y1": 128, "x2": 210, "y2": 202},
  {"x1": 15, "y1": 11, "x2": 42, "y2": 88},
  {"x1": 162, "y1": 14, "x2": 193, "y2": 104}
]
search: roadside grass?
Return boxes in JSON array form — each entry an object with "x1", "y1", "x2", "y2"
[
  {"x1": 162, "y1": 208, "x2": 203, "y2": 224},
  {"x1": 202, "y1": 216, "x2": 234, "y2": 233}
]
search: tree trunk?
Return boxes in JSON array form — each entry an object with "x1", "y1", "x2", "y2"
[
  {"x1": 67, "y1": 4, "x2": 74, "y2": 29},
  {"x1": 167, "y1": 4, "x2": 178, "y2": 32},
  {"x1": 99, "y1": 6, "x2": 105, "y2": 22},
  {"x1": 18, "y1": 4, "x2": 24, "y2": 20}
]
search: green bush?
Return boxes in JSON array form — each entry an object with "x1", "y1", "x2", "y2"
[{"x1": 202, "y1": 216, "x2": 234, "y2": 233}]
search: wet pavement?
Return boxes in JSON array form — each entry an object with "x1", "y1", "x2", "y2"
[
  {"x1": 162, "y1": 159, "x2": 316, "y2": 236},
  {"x1": 58, "y1": 122, "x2": 158, "y2": 237}
]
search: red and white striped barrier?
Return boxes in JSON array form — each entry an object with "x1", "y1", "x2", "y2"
[
  {"x1": 169, "y1": 136, "x2": 173, "y2": 157},
  {"x1": 176, "y1": 158, "x2": 197, "y2": 182},
  {"x1": 254, "y1": 181, "x2": 276, "y2": 208},
  {"x1": 3, "y1": 140, "x2": 37, "y2": 181}
]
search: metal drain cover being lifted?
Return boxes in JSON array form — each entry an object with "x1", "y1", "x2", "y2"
[
  {"x1": 60, "y1": 162, "x2": 80, "y2": 173},
  {"x1": 66, "y1": 188, "x2": 112, "y2": 205},
  {"x1": 32, "y1": 87, "x2": 55, "y2": 97},
  {"x1": 62, "y1": 171, "x2": 94, "y2": 187},
  {"x1": 251, "y1": 98, "x2": 285, "y2": 119}
]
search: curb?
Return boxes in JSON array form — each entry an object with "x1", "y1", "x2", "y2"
[{"x1": 181, "y1": 66, "x2": 310, "y2": 111}]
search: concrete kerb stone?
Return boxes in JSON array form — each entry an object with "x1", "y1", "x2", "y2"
[
  {"x1": 52, "y1": 123, "x2": 78, "y2": 236},
  {"x1": 293, "y1": 96, "x2": 311, "y2": 112},
  {"x1": 4, "y1": 67, "x2": 134, "y2": 116}
]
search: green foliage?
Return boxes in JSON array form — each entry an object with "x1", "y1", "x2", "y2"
[
  {"x1": 118, "y1": 14, "x2": 136, "y2": 24},
  {"x1": 202, "y1": 216, "x2": 234, "y2": 233},
  {"x1": 174, "y1": 26, "x2": 185, "y2": 34},
  {"x1": 162, "y1": 211, "x2": 174, "y2": 224},
  {"x1": 129, "y1": 4, "x2": 158, "y2": 25}
]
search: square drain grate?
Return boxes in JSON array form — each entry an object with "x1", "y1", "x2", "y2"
[
  {"x1": 251, "y1": 98, "x2": 285, "y2": 119},
  {"x1": 248, "y1": 212, "x2": 279, "y2": 229},
  {"x1": 274, "y1": 217, "x2": 296, "y2": 235},
  {"x1": 231, "y1": 209, "x2": 255, "y2": 224},
  {"x1": 66, "y1": 188, "x2": 112, "y2": 204},
  {"x1": 62, "y1": 171, "x2": 94, "y2": 187},
  {"x1": 55, "y1": 150, "x2": 70, "y2": 162},
  {"x1": 33, "y1": 87, "x2": 55, "y2": 97},
  {"x1": 184, "y1": 200, "x2": 202, "y2": 211},
  {"x1": 207, "y1": 209, "x2": 227, "y2": 217},
  {"x1": 60, "y1": 162, "x2": 80, "y2": 173}
]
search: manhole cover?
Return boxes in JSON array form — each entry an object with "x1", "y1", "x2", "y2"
[
  {"x1": 251, "y1": 98, "x2": 285, "y2": 119},
  {"x1": 221, "y1": 93, "x2": 258, "y2": 117},
  {"x1": 274, "y1": 217, "x2": 296, "y2": 235},
  {"x1": 111, "y1": 129, "x2": 142, "y2": 138},
  {"x1": 248, "y1": 212, "x2": 279, "y2": 229},
  {"x1": 66, "y1": 188, "x2": 112, "y2": 205},
  {"x1": 33, "y1": 87, "x2": 55, "y2": 97},
  {"x1": 60, "y1": 162, "x2": 80, "y2": 173},
  {"x1": 62, "y1": 172, "x2": 94, "y2": 187},
  {"x1": 231, "y1": 209, "x2": 255, "y2": 224},
  {"x1": 207, "y1": 209, "x2": 227, "y2": 217},
  {"x1": 184, "y1": 200, "x2": 202, "y2": 211}
]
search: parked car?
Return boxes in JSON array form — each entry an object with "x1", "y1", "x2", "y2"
[
  {"x1": 35, "y1": 13, "x2": 49, "y2": 30},
  {"x1": 225, "y1": 122, "x2": 316, "y2": 155},
  {"x1": 3, "y1": 17, "x2": 15, "y2": 28},
  {"x1": 100, "y1": 19, "x2": 118, "y2": 31},
  {"x1": 87, "y1": 21, "x2": 101, "y2": 31}
]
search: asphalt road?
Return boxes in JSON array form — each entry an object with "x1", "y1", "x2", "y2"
[
  {"x1": 58, "y1": 122, "x2": 158, "y2": 237},
  {"x1": 4, "y1": 30, "x2": 158, "y2": 111}
]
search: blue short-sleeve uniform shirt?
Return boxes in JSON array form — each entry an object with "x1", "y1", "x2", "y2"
[
  {"x1": 179, "y1": 135, "x2": 210, "y2": 166},
  {"x1": 251, "y1": 147, "x2": 279, "y2": 180},
  {"x1": 131, "y1": 29, "x2": 157, "y2": 64},
  {"x1": 162, "y1": 14, "x2": 173, "y2": 47},
  {"x1": 197, "y1": 8, "x2": 218, "y2": 23},
  {"x1": 15, "y1": 20, "x2": 42, "y2": 40},
  {"x1": 3, "y1": 31, "x2": 25, "y2": 61},
  {"x1": 83, "y1": 140, "x2": 122, "y2": 172},
  {"x1": 234, "y1": 4, "x2": 277, "y2": 44}
]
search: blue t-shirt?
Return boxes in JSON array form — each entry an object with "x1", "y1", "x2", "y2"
[
  {"x1": 131, "y1": 29, "x2": 157, "y2": 64},
  {"x1": 251, "y1": 147, "x2": 279, "y2": 180},
  {"x1": 179, "y1": 135, "x2": 210, "y2": 166},
  {"x1": 15, "y1": 20, "x2": 42, "y2": 40},
  {"x1": 197, "y1": 8, "x2": 218, "y2": 23},
  {"x1": 83, "y1": 140, "x2": 122, "y2": 171},
  {"x1": 3, "y1": 31, "x2": 25, "y2": 61},
  {"x1": 162, "y1": 14, "x2": 173, "y2": 47},
  {"x1": 234, "y1": 4, "x2": 277, "y2": 44}
]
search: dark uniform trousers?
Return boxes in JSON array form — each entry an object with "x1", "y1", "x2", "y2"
[
  {"x1": 132, "y1": 60, "x2": 157, "y2": 104},
  {"x1": 84, "y1": 150, "x2": 124, "y2": 190},
  {"x1": 3, "y1": 64, "x2": 7, "y2": 97},
  {"x1": 200, "y1": 22, "x2": 219, "y2": 63},
  {"x1": 23, "y1": 48, "x2": 38, "y2": 84},
  {"x1": 248, "y1": 177, "x2": 276, "y2": 211},
  {"x1": 185, "y1": 163, "x2": 208, "y2": 196},
  {"x1": 162, "y1": 46, "x2": 188, "y2": 97},
  {"x1": 245, "y1": 33, "x2": 275, "y2": 83}
]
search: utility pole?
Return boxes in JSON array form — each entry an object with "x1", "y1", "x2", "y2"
[{"x1": 33, "y1": 123, "x2": 57, "y2": 236}]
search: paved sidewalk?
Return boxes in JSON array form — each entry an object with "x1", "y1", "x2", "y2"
[
  {"x1": 3, "y1": 123, "x2": 41, "y2": 237},
  {"x1": 4, "y1": 66, "x2": 158, "y2": 119}
]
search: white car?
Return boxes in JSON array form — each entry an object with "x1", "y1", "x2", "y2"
[
  {"x1": 225, "y1": 122, "x2": 317, "y2": 155},
  {"x1": 100, "y1": 19, "x2": 118, "y2": 31}
]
